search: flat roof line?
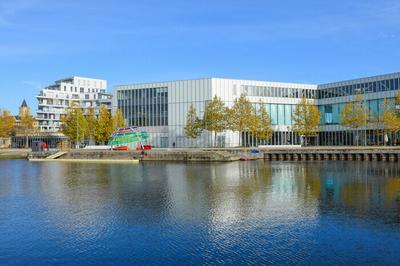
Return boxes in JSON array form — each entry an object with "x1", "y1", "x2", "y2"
[{"x1": 319, "y1": 72, "x2": 400, "y2": 86}]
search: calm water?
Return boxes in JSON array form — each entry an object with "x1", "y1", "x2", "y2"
[{"x1": 0, "y1": 159, "x2": 400, "y2": 265}]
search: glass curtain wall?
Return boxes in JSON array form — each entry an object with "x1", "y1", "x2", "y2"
[
  {"x1": 117, "y1": 87, "x2": 168, "y2": 127},
  {"x1": 318, "y1": 77, "x2": 400, "y2": 99}
]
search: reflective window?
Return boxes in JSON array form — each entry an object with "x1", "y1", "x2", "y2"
[
  {"x1": 241, "y1": 85, "x2": 316, "y2": 99},
  {"x1": 277, "y1": 104, "x2": 285, "y2": 125},
  {"x1": 270, "y1": 104, "x2": 278, "y2": 125},
  {"x1": 117, "y1": 87, "x2": 168, "y2": 127},
  {"x1": 284, "y1": 105, "x2": 292, "y2": 125}
]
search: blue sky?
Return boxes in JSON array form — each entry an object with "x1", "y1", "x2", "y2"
[{"x1": 0, "y1": 0, "x2": 399, "y2": 114}]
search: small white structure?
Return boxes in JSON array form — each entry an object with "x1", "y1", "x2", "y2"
[{"x1": 84, "y1": 145, "x2": 112, "y2": 150}]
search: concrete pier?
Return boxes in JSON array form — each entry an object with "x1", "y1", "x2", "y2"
[{"x1": 262, "y1": 146, "x2": 400, "y2": 162}]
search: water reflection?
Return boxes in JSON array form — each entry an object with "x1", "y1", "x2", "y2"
[
  {"x1": 3, "y1": 160, "x2": 400, "y2": 229},
  {"x1": 0, "y1": 160, "x2": 400, "y2": 264}
]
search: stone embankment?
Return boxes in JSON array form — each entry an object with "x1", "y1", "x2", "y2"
[
  {"x1": 26, "y1": 146, "x2": 400, "y2": 162},
  {"x1": 56, "y1": 149, "x2": 240, "y2": 162}
]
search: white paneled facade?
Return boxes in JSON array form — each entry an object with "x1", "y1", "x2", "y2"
[
  {"x1": 114, "y1": 78, "x2": 317, "y2": 148},
  {"x1": 115, "y1": 73, "x2": 400, "y2": 147}
]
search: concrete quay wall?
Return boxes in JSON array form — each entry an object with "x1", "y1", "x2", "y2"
[
  {"x1": 60, "y1": 149, "x2": 239, "y2": 162},
  {"x1": 263, "y1": 147, "x2": 400, "y2": 161},
  {"x1": 27, "y1": 146, "x2": 400, "y2": 162}
]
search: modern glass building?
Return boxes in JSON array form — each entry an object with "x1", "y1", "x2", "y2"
[{"x1": 114, "y1": 72, "x2": 400, "y2": 147}]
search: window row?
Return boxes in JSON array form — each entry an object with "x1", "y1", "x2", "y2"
[
  {"x1": 242, "y1": 85, "x2": 316, "y2": 99},
  {"x1": 318, "y1": 78, "x2": 400, "y2": 99},
  {"x1": 253, "y1": 103, "x2": 295, "y2": 126},
  {"x1": 319, "y1": 98, "x2": 395, "y2": 125}
]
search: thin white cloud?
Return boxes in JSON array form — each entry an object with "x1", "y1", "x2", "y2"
[
  {"x1": 0, "y1": 0, "x2": 43, "y2": 27},
  {"x1": 21, "y1": 80, "x2": 42, "y2": 90}
]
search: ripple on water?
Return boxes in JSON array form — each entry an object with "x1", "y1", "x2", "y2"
[{"x1": 0, "y1": 160, "x2": 399, "y2": 264}]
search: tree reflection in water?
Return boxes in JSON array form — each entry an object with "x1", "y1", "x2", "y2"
[{"x1": 1, "y1": 160, "x2": 400, "y2": 264}]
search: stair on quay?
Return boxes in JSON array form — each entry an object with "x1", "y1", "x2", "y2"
[{"x1": 45, "y1": 151, "x2": 67, "y2": 159}]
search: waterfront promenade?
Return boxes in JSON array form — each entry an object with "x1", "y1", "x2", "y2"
[{"x1": 20, "y1": 146, "x2": 400, "y2": 162}]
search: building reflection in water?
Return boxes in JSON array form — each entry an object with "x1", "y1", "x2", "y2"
[{"x1": 17, "y1": 160, "x2": 400, "y2": 237}]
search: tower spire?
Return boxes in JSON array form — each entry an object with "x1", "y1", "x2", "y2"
[{"x1": 21, "y1": 99, "x2": 28, "y2": 108}]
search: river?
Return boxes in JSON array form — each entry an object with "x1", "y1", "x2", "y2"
[{"x1": 0, "y1": 160, "x2": 399, "y2": 264}]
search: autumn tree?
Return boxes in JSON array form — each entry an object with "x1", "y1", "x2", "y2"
[
  {"x1": 0, "y1": 109, "x2": 16, "y2": 137},
  {"x1": 94, "y1": 105, "x2": 113, "y2": 144},
  {"x1": 340, "y1": 93, "x2": 369, "y2": 146},
  {"x1": 253, "y1": 102, "x2": 272, "y2": 144},
  {"x1": 184, "y1": 104, "x2": 203, "y2": 139},
  {"x1": 203, "y1": 95, "x2": 228, "y2": 147},
  {"x1": 61, "y1": 106, "x2": 88, "y2": 148},
  {"x1": 85, "y1": 107, "x2": 96, "y2": 145},
  {"x1": 18, "y1": 106, "x2": 37, "y2": 148},
  {"x1": 229, "y1": 94, "x2": 258, "y2": 146},
  {"x1": 381, "y1": 98, "x2": 400, "y2": 145},
  {"x1": 292, "y1": 97, "x2": 320, "y2": 146},
  {"x1": 112, "y1": 108, "x2": 126, "y2": 131}
]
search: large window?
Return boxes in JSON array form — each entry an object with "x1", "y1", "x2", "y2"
[
  {"x1": 270, "y1": 104, "x2": 278, "y2": 125},
  {"x1": 117, "y1": 87, "x2": 168, "y2": 127},
  {"x1": 257, "y1": 103, "x2": 294, "y2": 126},
  {"x1": 324, "y1": 105, "x2": 333, "y2": 124},
  {"x1": 284, "y1": 105, "x2": 292, "y2": 125},
  {"x1": 277, "y1": 105, "x2": 285, "y2": 125}
]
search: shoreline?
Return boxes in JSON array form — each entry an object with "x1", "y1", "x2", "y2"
[
  {"x1": 2, "y1": 146, "x2": 400, "y2": 162},
  {"x1": 24, "y1": 146, "x2": 400, "y2": 162},
  {"x1": 0, "y1": 149, "x2": 29, "y2": 159}
]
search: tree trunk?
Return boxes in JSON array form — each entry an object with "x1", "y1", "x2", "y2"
[
  {"x1": 25, "y1": 134, "x2": 28, "y2": 148},
  {"x1": 214, "y1": 131, "x2": 217, "y2": 147},
  {"x1": 356, "y1": 130, "x2": 359, "y2": 146}
]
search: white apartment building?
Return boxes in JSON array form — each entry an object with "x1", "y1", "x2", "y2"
[{"x1": 37, "y1": 76, "x2": 112, "y2": 132}]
